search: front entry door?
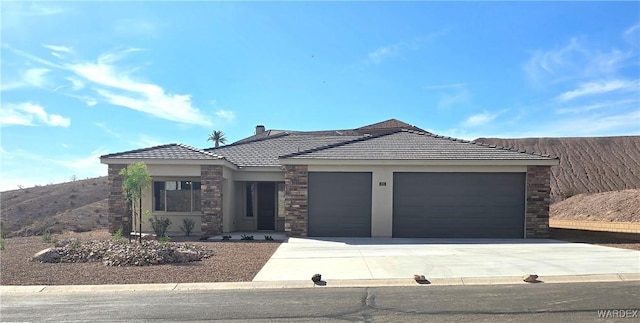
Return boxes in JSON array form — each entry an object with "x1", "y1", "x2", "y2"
[{"x1": 257, "y1": 182, "x2": 276, "y2": 230}]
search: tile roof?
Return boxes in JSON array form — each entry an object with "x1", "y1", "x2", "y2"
[
  {"x1": 101, "y1": 144, "x2": 224, "y2": 160},
  {"x1": 231, "y1": 118, "x2": 421, "y2": 144},
  {"x1": 280, "y1": 130, "x2": 558, "y2": 160},
  {"x1": 356, "y1": 118, "x2": 426, "y2": 132},
  {"x1": 207, "y1": 133, "x2": 364, "y2": 167}
]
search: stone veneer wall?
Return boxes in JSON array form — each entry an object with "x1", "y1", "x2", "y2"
[
  {"x1": 107, "y1": 164, "x2": 130, "y2": 233},
  {"x1": 284, "y1": 165, "x2": 308, "y2": 237},
  {"x1": 201, "y1": 165, "x2": 223, "y2": 235},
  {"x1": 526, "y1": 165, "x2": 552, "y2": 238}
]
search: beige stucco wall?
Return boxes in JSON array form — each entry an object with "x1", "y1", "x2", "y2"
[
  {"x1": 134, "y1": 164, "x2": 238, "y2": 236},
  {"x1": 308, "y1": 164, "x2": 528, "y2": 237}
]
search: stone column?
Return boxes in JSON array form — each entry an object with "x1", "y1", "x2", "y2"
[
  {"x1": 284, "y1": 165, "x2": 308, "y2": 237},
  {"x1": 201, "y1": 165, "x2": 223, "y2": 235},
  {"x1": 108, "y1": 164, "x2": 130, "y2": 233},
  {"x1": 526, "y1": 165, "x2": 552, "y2": 238}
]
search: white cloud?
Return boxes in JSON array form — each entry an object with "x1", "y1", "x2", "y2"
[
  {"x1": 2, "y1": 2, "x2": 63, "y2": 16},
  {"x1": 42, "y1": 44, "x2": 73, "y2": 53},
  {"x1": 556, "y1": 80, "x2": 640, "y2": 102},
  {"x1": 67, "y1": 77, "x2": 84, "y2": 90},
  {"x1": 59, "y1": 149, "x2": 109, "y2": 177},
  {"x1": 523, "y1": 37, "x2": 634, "y2": 86},
  {"x1": 0, "y1": 81, "x2": 24, "y2": 91},
  {"x1": 623, "y1": 22, "x2": 640, "y2": 44},
  {"x1": 132, "y1": 134, "x2": 164, "y2": 147},
  {"x1": 96, "y1": 122, "x2": 122, "y2": 138},
  {"x1": 215, "y1": 109, "x2": 235, "y2": 122},
  {"x1": 0, "y1": 102, "x2": 70, "y2": 127},
  {"x1": 462, "y1": 111, "x2": 500, "y2": 127},
  {"x1": 5, "y1": 45, "x2": 213, "y2": 126},
  {"x1": 365, "y1": 31, "x2": 446, "y2": 65},
  {"x1": 424, "y1": 83, "x2": 470, "y2": 110},
  {"x1": 555, "y1": 99, "x2": 638, "y2": 115},
  {"x1": 63, "y1": 49, "x2": 212, "y2": 126},
  {"x1": 24, "y1": 68, "x2": 49, "y2": 87},
  {"x1": 367, "y1": 46, "x2": 394, "y2": 64}
]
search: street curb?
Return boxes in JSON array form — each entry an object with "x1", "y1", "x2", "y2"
[{"x1": 2, "y1": 273, "x2": 639, "y2": 293}]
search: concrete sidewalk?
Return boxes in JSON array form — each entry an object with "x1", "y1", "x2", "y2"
[
  {"x1": 2, "y1": 273, "x2": 640, "y2": 294},
  {"x1": 253, "y1": 237, "x2": 640, "y2": 282}
]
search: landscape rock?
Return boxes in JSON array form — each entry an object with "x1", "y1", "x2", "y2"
[
  {"x1": 31, "y1": 248, "x2": 61, "y2": 263},
  {"x1": 32, "y1": 239, "x2": 213, "y2": 266}
]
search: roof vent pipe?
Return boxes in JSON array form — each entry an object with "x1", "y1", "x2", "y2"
[{"x1": 256, "y1": 125, "x2": 265, "y2": 134}]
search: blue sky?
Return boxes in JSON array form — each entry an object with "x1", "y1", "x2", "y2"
[{"x1": 1, "y1": 1, "x2": 639, "y2": 191}]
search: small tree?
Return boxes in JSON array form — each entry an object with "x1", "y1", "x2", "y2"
[
  {"x1": 207, "y1": 130, "x2": 227, "y2": 148},
  {"x1": 120, "y1": 162, "x2": 151, "y2": 243}
]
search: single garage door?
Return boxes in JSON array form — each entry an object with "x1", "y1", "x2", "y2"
[
  {"x1": 308, "y1": 172, "x2": 372, "y2": 237},
  {"x1": 393, "y1": 172, "x2": 525, "y2": 238}
]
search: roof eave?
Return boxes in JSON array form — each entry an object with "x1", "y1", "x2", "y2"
[
  {"x1": 277, "y1": 158, "x2": 559, "y2": 166},
  {"x1": 100, "y1": 157, "x2": 239, "y2": 169}
]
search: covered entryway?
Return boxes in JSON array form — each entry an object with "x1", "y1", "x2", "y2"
[
  {"x1": 393, "y1": 172, "x2": 525, "y2": 238},
  {"x1": 308, "y1": 172, "x2": 372, "y2": 237}
]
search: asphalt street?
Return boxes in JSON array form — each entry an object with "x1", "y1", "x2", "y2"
[{"x1": 2, "y1": 281, "x2": 639, "y2": 322}]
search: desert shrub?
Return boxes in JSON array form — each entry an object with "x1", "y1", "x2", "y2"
[
  {"x1": 240, "y1": 234, "x2": 254, "y2": 240},
  {"x1": 69, "y1": 240, "x2": 82, "y2": 250},
  {"x1": 113, "y1": 227, "x2": 123, "y2": 241},
  {"x1": 42, "y1": 230, "x2": 53, "y2": 243},
  {"x1": 149, "y1": 216, "x2": 171, "y2": 237},
  {"x1": 159, "y1": 235, "x2": 171, "y2": 243},
  {"x1": 180, "y1": 218, "x2": 195, "y2": 236},
  {"x1": 561, "y1": 188, "x2": 580, "y2": 200},
  {"x1": 1, "y1": 221, "x2": 12, "y2": 238},
  {"x1": 0, "y1": 238, "x2": 5, "y2": 250}
]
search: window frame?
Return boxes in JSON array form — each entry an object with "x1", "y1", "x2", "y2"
[{"x1": 153, "y1": 179, "x2": 202, "y2": 213}]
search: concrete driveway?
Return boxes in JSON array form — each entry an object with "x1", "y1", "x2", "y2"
[{"x1": 253, "y1": 237, "x2": 640, "y2": 281}]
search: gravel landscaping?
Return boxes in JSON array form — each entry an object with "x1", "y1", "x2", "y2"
[{"x1": 0, "y1": 230, "x2": 281, "y2": 285}]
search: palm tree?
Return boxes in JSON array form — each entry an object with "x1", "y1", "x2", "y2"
[{"x1": 208, "y1": 130, "x2": 227, "y2": 148}]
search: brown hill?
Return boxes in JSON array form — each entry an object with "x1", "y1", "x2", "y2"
[
  {"x1": 1, "y1": 177, "x2": 108, "y2": 237},
  {"x1": 550, "y1": 189, "x2": 640, "y2": 222},
  {"x1": 474, "y1": 136, "x2": 640, "y2": 202}
]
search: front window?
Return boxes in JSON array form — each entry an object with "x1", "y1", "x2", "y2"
[{"x1": 154, "y1": 180, "x2": 201, "y2": 212}]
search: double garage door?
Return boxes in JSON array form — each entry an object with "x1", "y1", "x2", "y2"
[{"x1": 308, "y1": 172, "x2": 525, "y2": 238}]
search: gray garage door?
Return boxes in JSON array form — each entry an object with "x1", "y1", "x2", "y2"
[
  {"x1": 393, "y1": 172, "x2": 525, "y2": 238},
  {"x1": 308, "y1": 172, "x2": 372, "y2": 237}
]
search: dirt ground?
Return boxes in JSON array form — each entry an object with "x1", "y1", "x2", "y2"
[
  {"x1": 0, "y1": 230, "x2": 280, "y2": 286},
  {"x1": 549, "y1": 228, "x2": 640, "y2": 251}
]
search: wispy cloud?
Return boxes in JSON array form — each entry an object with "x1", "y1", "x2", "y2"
[
  {"x1": 132, "y1": 134, "x2": 164, "y2": 147},
  {"x1": 215, "y1": 109, "x2": 235, "y2": 122},
  {"x1": 365, "y1": 31, "x2": 447, "y2": 65},
  {"x1": 556, "y1": 80, "x2": 640, "y2": 102},
  {"x1": 43, "y1": 44, "x2": 73, "y2": 53},
  {"x1": 6, "y1": 45, "x2": 213, "y2": 126},
  {"x1": 96, "y1": 122, "x2": 122, "y2": 138},
  {"x1": 114, "y1": 20, "x2": 158, "y2": 37},
  {"x1": 1, "y1": 2, "x2": 63, "y2": 17},
  {"x1": 24, "y1": 68, "x2": 50, "y2": 87},
  {"x1": 0, "y1": 102, "x2": 70, "y2": 127},
  {"x1": 461, "y1": 110, "x2": 501, "y2": 127},
  {"x1": 425, "y1": 83, "x2": 470, "y2": 109},
  {"x1": 523, "y1": 37, "x2": 633, "y2": 86}
]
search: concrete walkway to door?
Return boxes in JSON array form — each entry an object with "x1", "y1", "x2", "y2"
[{"x1": 252, "y1": 237, "x2": 640, "y2": 282}]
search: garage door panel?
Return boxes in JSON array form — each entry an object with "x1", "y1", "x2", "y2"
[
  {"x1": 393, "y1": 172, "x2": 525, "y2": 238},
  {"x1": 308, "y1": 172, "x2": 372, "y2": 237}
]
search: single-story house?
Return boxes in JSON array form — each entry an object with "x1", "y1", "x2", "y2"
[{"x1": 100, "y1": 119, "x2": 558, "y2": 239}]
